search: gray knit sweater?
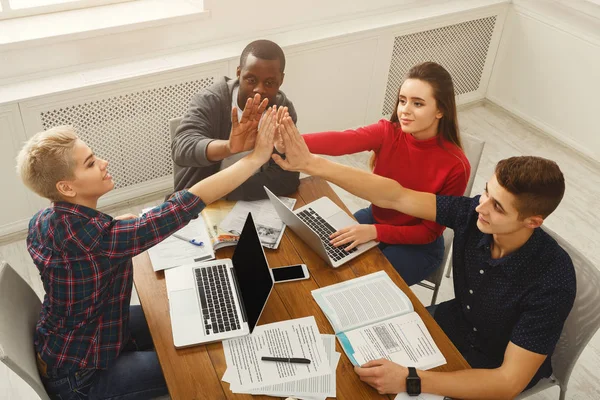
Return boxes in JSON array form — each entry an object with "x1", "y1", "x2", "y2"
[{"x1": 171, "y1": 77, "x2": 299, "y2": 200}]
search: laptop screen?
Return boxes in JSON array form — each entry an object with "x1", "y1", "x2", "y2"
[{"x1": 232, "y1": 213, "x2": 274, "y2": 333}]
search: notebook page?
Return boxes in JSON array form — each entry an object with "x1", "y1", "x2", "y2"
[
  {"x1": 312, "y1": 271, "x2": 413, "y2": 333},
  {"x1": 339, "y1": 312, "x2": 446, "y2": 370}
]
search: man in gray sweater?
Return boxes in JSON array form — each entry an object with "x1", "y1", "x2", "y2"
[{"x1": 172, "y1": 40, "x2": 300, "y2": 200}]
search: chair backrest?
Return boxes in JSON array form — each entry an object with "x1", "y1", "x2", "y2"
[
  {"x1": 169, "y1": 117, "x2": 184, "y2": 179},
  {"x1": 460, "y1": 133, "x2": 485, "y2": 196},
  {"x1": 542, "y1": 227, "x2": 600, "y2": 390},
  {"x1": 421, "y1": 135, "x2": 485, "y2": 290},
  {"x1": 428, "y1": 230, "x2": 453, "y2": 283},
  {"x1": 0, "y1": 262, "x2": 49, "y2": 400}
]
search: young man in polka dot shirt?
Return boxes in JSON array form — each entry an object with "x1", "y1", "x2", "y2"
[{"x1": 273, "y1": 117, "x2": 576, "y2": 399}]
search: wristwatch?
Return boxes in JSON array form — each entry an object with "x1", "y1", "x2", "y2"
[{"x1": 406, "y1": 367, "x2": 421, "y2": 396}]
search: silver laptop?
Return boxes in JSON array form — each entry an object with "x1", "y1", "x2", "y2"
[
  {"x1": 265, "y1": 186, "x2": 378, "y2": 268},
  {"x1": 165, "y1": 213, "x2": 274, "y2": 348}
]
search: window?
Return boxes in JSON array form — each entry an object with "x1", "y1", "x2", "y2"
[{"x1": 0, "y1": 0, "x2": 134, "y2": 20}]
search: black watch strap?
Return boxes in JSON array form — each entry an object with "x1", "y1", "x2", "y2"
[{"x1": 406, "y1": 366, "x2": 421, "y2": 396}]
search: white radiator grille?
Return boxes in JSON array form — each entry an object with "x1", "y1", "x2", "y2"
[
  {"x1": 40, "y1": 77, "x2": 214, "y2": 190},
  {"x1": 382, "y1": 16, "x2": 497, "y2": 115}
]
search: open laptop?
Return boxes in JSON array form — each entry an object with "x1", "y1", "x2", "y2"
[
  {"x1": 165, "y1": 213, "x2": 274, "y2": 348},
  {"x1": 265, "y1": 186, "x2": 378, "y2": 268}
]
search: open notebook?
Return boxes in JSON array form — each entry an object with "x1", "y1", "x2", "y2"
[{"x1": 312, "y1": 271, "x2": 446, "y2": 370}]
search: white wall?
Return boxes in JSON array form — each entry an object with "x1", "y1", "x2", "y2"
[
  {"x1": 487, "y1": 1, "x2": 600, "y2": 162},
  {"x1": 0, "y1": 105, "x2": 44, "y2": 235},
  {"x1": 0, "y1": 0, "x2": 508, "y2": 237},
  {"x1": 0, "y1": 0, "x2": 409, "y2": 83}
]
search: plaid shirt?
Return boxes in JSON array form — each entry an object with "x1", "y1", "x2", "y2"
[{"x1": 28, "y1": 190, "x2": 204, "y2": 371}]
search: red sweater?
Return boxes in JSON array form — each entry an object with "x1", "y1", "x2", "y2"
[{"x1": 303, "y1": 119, "x2": 470, "y2": 245}]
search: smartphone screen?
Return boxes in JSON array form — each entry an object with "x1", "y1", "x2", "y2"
[{"x1": 271, "y1": 265, "x2": 306, "y2": 282}]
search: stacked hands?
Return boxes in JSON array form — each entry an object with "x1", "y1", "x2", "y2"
[
  {"x1": 228, "y1": 93, "x2": 285, "y2": 165},
  {"x1": 272, "y1": 116, "x2": 378, "y2": 251},
  {"x1": 236, "y1": 94, "x2": 378, "y2": 253}
]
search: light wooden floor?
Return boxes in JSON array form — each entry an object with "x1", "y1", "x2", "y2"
[{"x1": 2, "y1": 103, "x2": 599, "y2": 399}]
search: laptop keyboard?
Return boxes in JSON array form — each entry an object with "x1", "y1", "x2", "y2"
[
  {"x1": 296, "y1": 208, "x2": 357, "y2": 262},
  {"x1": 194, "y1": 264, "x2": 241, "y2": 336}
]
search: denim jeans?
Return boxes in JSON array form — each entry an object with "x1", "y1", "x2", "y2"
[
  {"x1": 354, "y1": 206, "x2": 444, "y2": 286},
  {"x1": 39, "y1": 305, "x2": 168, "y2": 400}
]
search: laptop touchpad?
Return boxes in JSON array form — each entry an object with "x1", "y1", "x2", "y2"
[
  {"x1": 328, "y1": 212, "x2": 357, "y2": 230},
  {"x1": 170, "y1": 289, "x2": 200, "y2": 317}
]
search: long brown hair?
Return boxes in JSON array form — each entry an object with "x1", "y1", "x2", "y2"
[{"x1": 370, "y1": 61, "x2": 462, "y2": 170}]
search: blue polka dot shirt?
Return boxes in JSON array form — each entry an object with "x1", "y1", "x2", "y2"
[{"x1": 434, "y1": 195, "x2": 576, "y2": 386}]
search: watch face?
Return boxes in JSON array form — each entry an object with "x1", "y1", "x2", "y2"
[{"x1": 407, "y1": 377, "x2": 421, "y2": 396}]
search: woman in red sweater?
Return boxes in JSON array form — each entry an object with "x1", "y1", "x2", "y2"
[{"x1": 302, "y1": 62, "x2": 470, "y2": 285}]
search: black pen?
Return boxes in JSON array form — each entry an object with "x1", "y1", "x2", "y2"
[{"x1": 261, "y1": 356, "x2": 311, "y2": 364}]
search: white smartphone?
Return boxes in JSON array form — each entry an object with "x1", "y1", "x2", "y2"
[{"x1": 270, "y1": 264, "x2": 310, "y2": 283}]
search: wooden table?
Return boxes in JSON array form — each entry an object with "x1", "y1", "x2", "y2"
[{"x1": 133, "y1": 176, "x2": 470, "y2": 400}]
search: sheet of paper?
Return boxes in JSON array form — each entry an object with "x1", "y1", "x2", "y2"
[
  {"x1": 395, "y1": 393, "x2": 448, "y2": 400},
  {"x1": 247, "y1": 334, "x2": 340, "y2": 398},
  {"x1": 142, "y1": 207, "x2": 214, "y2": 271},
  {"x1": 223, "y1": 316, "x2": 330, "y2": 391},
  {"x1": 340, "y1": 312, "x2": 446, "y2": 370},
  {"x1": 222, "y1": 367, "x2": 233, "y2": 383},
  {"x1": 219, "y1": 197, "x2": 296, "y2": 249},
  {"x1": 312, "y1": 271, "x2": 413, "y2": 333},
  {"x1": 251, "y1": 352, "x2": 340, "y2": 399}
]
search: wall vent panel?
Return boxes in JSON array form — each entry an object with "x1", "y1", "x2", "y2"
[
  {"x1": 40, "y1": 77, "x2": 214, "y2": 190},
  {"x1": 382, "y1": 16, "x2": 497, "y2": 116}
]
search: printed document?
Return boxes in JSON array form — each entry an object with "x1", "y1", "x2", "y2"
[
  {"x1": 142, "y1": 207, "x2": 214, "y2": 271},
  {"x1": 312, "y1": 270, "x2": 412, "y2": 332},
  {"x1": 244, "y1": 334, "x2": 340, "y2": 398},
  {"x1": 312, "y1": 271, "x2": 446, "y2": 370},
  {"x1": 343, "y1": 313, "x2": 446, "y2": 370},
  {"x1": 222, "y1": 316, "x2": 330, "y2": 391}
]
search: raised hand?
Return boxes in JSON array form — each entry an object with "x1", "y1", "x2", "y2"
[
  {"x1": 329, "y1": 224, "x2": 377, "y2": 251},
  {"x1": 273, "y1": 106, "x2": 288, "y2": 154},
  {"x1": 228, "y1": 93, "x2": 269, "y2": 154},
  {"x1": 251, "y1": 105, "x2": 277, "y2": 164},
  {"x1": 271, "y1": 117, "x2": 317, "y2": 173}
]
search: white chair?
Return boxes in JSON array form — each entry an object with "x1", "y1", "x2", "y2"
[
  {"x1": 0, "y1": 261, "x2": 49, "y2": 400},
  {"x1": 417, "y1": 134, "x2": 485, "y2": 305},
  {"x1": 443, "y1": 133, "x2": 486, "y2": 279},
  {"x1": 516, "y1": 227, "x2": 600, "y2": 400},
  {"x1": 0, "y1": 262, "x2": 172, "y2": 400}
]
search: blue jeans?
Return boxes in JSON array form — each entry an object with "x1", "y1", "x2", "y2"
[
  {"x1": 354, "y1": 206, "x2": 444, "y2": 286},
  {"x1": 40, "y1": 305, "x2": 168, "y2": 400}
]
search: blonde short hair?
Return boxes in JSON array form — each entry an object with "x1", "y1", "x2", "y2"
[{"x1": 16, "y1": 126, "x2": 79, "y2": 202}]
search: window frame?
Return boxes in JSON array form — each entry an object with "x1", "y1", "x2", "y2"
[{"x1": 0, "y1": 0, "x2": 135, "y2": 20}]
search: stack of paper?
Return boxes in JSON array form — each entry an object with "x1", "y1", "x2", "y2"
[
  {"x1": 141, "y1": 207, "x2": 215, "y2": 271},
  {"x1": 222, "y1": 316, "x2": 340, "y2": 400}
]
